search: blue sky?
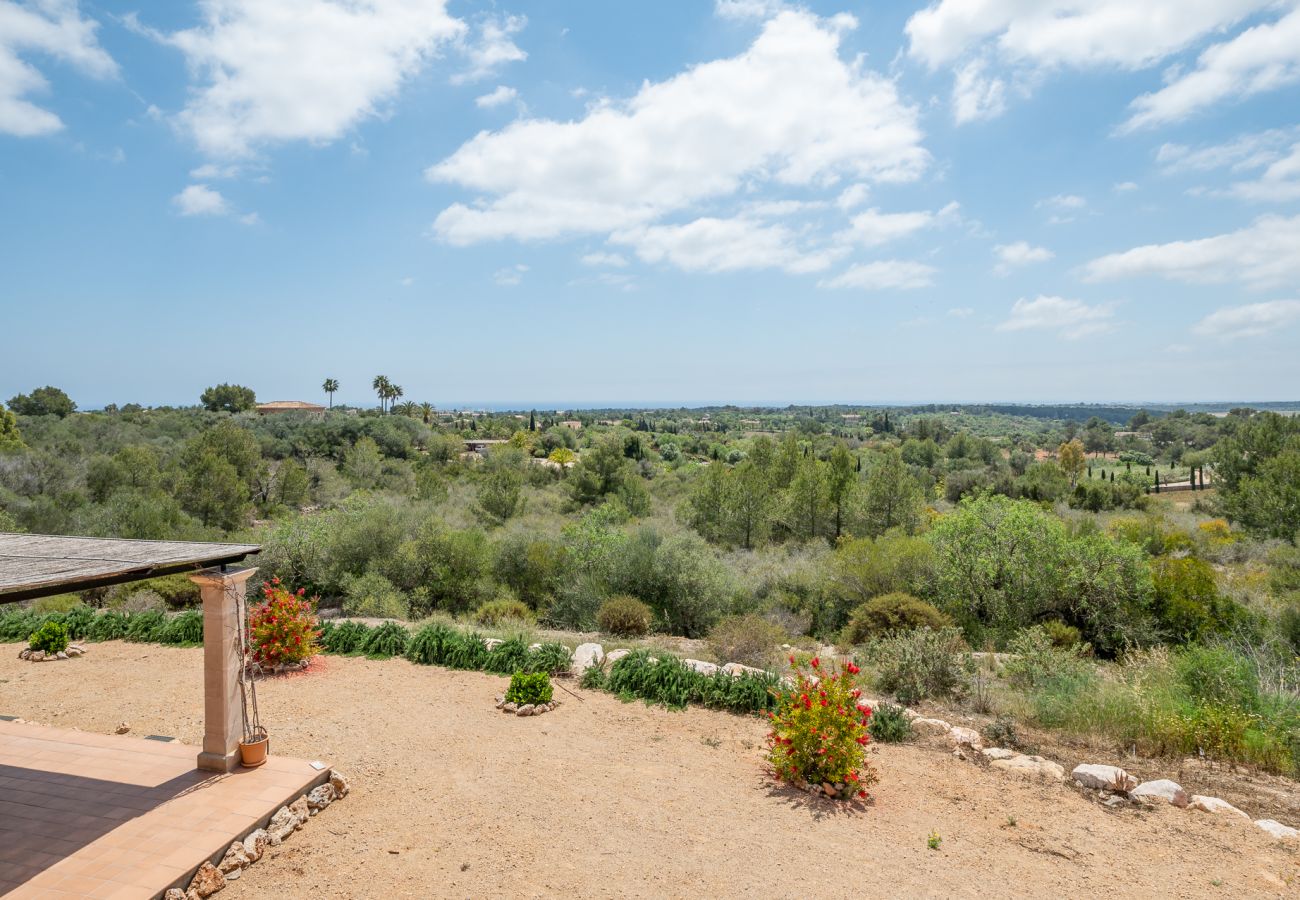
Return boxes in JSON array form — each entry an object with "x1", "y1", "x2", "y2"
[{"x1": 3, "y1": 0, "x2": 1300, "y2": 409}]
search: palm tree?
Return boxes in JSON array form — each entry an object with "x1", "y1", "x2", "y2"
[
  {"x1": 322, "y1": 378, "x2": 339, "y2": 409},
  {"x1": 420, "y1": 402, "x2": 434, "y2": 425},
  {"x1": 372, "y1": 375, "x2": 391, "y2": 412},
  {"x1": 387, "y1": 383, "x2": 404, "y2": 412}
]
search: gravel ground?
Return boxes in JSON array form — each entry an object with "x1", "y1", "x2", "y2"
[{"x1": 2, "y1": 641, "x2": 1298, "y2": 898}]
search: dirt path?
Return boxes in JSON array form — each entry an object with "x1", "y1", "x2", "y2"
[{"x1": 2, "y1": 642, "x2": 1297, "y2": 898}]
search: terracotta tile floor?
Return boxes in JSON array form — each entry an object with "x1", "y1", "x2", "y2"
[{"x1": 0, "y1": 721, "x2": 327, "y2": 899}]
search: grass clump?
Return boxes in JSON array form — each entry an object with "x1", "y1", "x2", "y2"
[
  {"x1": 867, "y1": 702, "x2": 913, "y2": 743},
  {"x1": 85, "y1": 609, "x2": 128, "y2": 641},
  {"x1": 524, "y1": 642, "x2": 573, "y2": 675},
  {"x1": 442, "y1": 630, "x2": 490, "y2": 670},
  {"x1": 124, "y1": 610, "x2": 167, "y2": 643},
  {"x1": 596, "y1": 595, "x2": 653, "y2": 637},
  {"x1": 320, "y1": 619, "x2": 370, "y2": 655},
  {"x1": 484, "y1": 636, "x2": 531, "y2": 675},
  {"x1": 596, "y1": 649, "x2": 779, "y2": 713},
  {"x1": 504, "y1": 671, "x2": 553, "y2": 705},
  {"x1": 405, "y1": 622, "x2": 455, "y2": 665},
  {"x1": 159, "y1": 609, "x2": 204, "y2": 646},
  {"x1": 360, "y1": 621, "x2": 410, "y2": 658}
]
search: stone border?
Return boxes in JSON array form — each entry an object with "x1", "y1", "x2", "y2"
[
  {"x1": 165, "y1": 770, "x2": 350, "y2": 900},
  {"x1": 496, "y1": 695, "x2": 560, "y2": 716},
  {"x1": 17, "y1": 644, "x2": 87, "y2": 662}
]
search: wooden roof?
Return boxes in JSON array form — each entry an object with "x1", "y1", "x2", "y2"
[{"x1": 0, "y1": 533, "x2": 261, "y2": 603}]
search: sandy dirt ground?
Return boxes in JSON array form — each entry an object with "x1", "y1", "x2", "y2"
[{"x1": 2, "y1": 642, "x2": 1298, "y2": 899}]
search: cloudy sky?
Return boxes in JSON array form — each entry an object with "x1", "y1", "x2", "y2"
[{"x1": 3, "y1": 0, "x2": 1300, "y2": 408}]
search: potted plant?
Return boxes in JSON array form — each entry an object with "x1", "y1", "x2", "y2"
[{"x1": 239, "y1": 724, "x2": 270, "y2": 768}]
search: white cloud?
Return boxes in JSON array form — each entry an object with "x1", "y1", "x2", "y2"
[
  {"x1": 1084, "y1": 214, "x2": 1300, "y2": 289},
  {"x1": 948, "y1": 306, "x2": 975, "y2": 318},
  {"x1": 172, "y1": 184, "x2": 230, "y2": 217},
  {"x1": 453, "y1": 14, "x2": 526, "y2": 84},
  {"x1": 837, "y1": 202, "x2": 959, "y2": 247},
  {"x1": 493, "y1": 263, "x2": 528, "y2": 286},
  {"x1": 996, "y1": 295, "x2": 1114, "y2": 339},
  {"x1": 614, "y1": 217, "x2": 844, "y2": 275},
  {"x1": 1192, "y1": 299, "x2": 1300, "y2": 338},
  {"x1": 818, "y1": 260, "x2": 936, "y2": 291},
  {"x1": 189, "y1": 162, "x2": 242, "y2": 179},
  {"x1": 427, "y1": 11, "x2": 928, "y2": 256},
  {"x1": 714, "y1": 0, "x2": 786, "y2": 20},
  {"x1": 1113, "y1": 181, "x2": 1139, "y2": 192},
  {"x1": 580, "y1": 252, "x2": 628, "y2": 267},
  {"x1": 0, "y1": 0, "x2": 117, "y2": 137},
  {"x1": 1157, "y1": 128, "x2": 1300, "y2": 202},
  {"x1": 1041, "y1": 193, "x2": 1086, "y2": 210},
  {"x1": 162, "y1": 0, "x2": 466, "y2": 158},
  {"x1": 951, "y1": 58, "x2": 1006, "y2": 124},
  {"x1": 1122, "y1": 7, "x2": 1300, "y2": 131},
  {"x1": 475, "y1": 85, "x2": 518, "y2": 108},
  {"x1": 1229, "y1": 144, "x2": 1300, "y2": 202},
  {"x1": 993, "y1": 240, "x2": 1053, "y2": 275},
  {"x1": 835, "y1": 183, "x2": 870, "y2": 210},
  {"x1": 400, "y1": 276, "x2": 414, "y2": 287}
]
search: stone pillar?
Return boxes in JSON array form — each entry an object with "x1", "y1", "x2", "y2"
[{"x1": 190, "y1": 567, "x2": 257, "y2": 772}]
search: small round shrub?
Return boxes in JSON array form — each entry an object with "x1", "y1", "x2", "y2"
[
  {"x1": 1041, "y1": 619, "x2": 1083, "y2": 648},
  {"x1": 596, "y1": 594, "x2": 653, "y2": 637},
  {"x1": 250, "y1": 580, "x2": 320, "y2": 666},
  {"x1": 842, "y1": 593, "x2": 950, "y2": 645},
  {"x1": 868, "y1": 702, "x2": 913, "y2": 743},
  {"x1": 705, "y1": 614, "x2": 785, "y2": 670},
  {"x1": 110, "y1": 589, "x2": 166, "y2": 613},
  {"x1": 360, "y1": 621, "x2": 410, "y2": 659},
  {"x1": 766, "y1": 656, "x2": 879, "y2": 797},
  {"x1": 1175, "y1": 645, "x2": 1259, "y2": 711},
  {"x1": 474, "y1": 597, "x2": 535, "y2": 628},
  {"x1": 504, "y1": 670, "x2": 553, "y2": 705},
  {"x1": 28, "y1": 621, "x2": 70, "y2": 654}
]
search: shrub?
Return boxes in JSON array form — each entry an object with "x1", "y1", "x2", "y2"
[
  {"x1": 360, "y1": 621, "x2": 409, "y2": 659},
  {"x1": 1151, "y1": 556, "x2": 1240, "y2": 644},
  {"x1": 484, "y1": 636, "x2": 531, "y2": 675},
  {"x1": 0, "y1": 608, "x2": 38, "y2": 642},
  {"x1": 60, "y1": 605, "x2": 96, "y2": 640},
  {"x1": 111, "y1": 589, "x2": 166, "y2": 613},
  {"x1": 85, "y1": 609, "x2": 128, "y2": 641},
  {"x1": 405, "y1": 622, "x2": 455, "y2": 665},
  {"x1": 595, "y1": 649, "x2": 778, "y2": 713},
  {"x1": 1041, "y1": 619, "x2": 1083, "y2": 648},
  {"x1": 982, "y1": 715, "x2": 1022, "y2": 750},
  {"x1": 868, "y1": 702, "x2": 913, "y2": 743},
  {"x1": 596, "y1": 595, "x2": 653, "y2": 637},
  {"x1": 249, "y1": 580, "x2": 320, "y2": 666},
  {"x1": 706, "y1": 614, "x2": 785, "y2": 669},
  {"x1": 525, "y1": 642, "x2": 573, "y2": 675},
  {"x1": 1174, "y1": 646, "x2": 1259, "y2": 710},
  {"x1": 321, "y1": 619, "x2": 369, "y2": 654},
  {"x1": 28, "y1": 620, "x2": 70, "y2": 654},
  {"x1": 865, "y1": 626, "x2": 969, "y2": 707},
  {"x1": 474, "y1": 597, "x2": 535, "y2": 628},
  {"x1": 159, "y1": 609, "x2": 204, "y2": 645},
  {"x1": 504, "y1": 671, "x2": 553, "y2": 705},
  {"x1": 342, "y1": 572, "x2": 409, "y2": 620},
  {"x1": 765, "y1": 656, "x2": 879, "y2": 796},
  {"x1": 442, "y1": 630, "x2": 489, "y2": 669},
  {"x1": 842, "y1": 593, "x2": 950, "y2": 645},
  {"x1": 124, "y1": 610, "x2": 167, "y2": 643},
  {"x1": 1003, "y1": 626, "x2": 1094, "y2": 689}
]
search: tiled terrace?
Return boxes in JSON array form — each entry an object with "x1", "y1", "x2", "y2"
[{"x1": 0, "y1": 720, "x2": 328, "y2": 899}]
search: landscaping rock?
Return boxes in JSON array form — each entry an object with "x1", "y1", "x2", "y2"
[
  {"x1": 1189, "y1": 795, "x2": 1250, "y2": 820},
  {"x1": 242, "y1": 828, "x2": 268, "y2": 862},
  {"x1": 684, "y1": 659, "x2": 719, "y2": 676},
  {"x1": 605, "y1": 648, "x2": 632, "y2": 665},
  {"x1": 983, "y1": 751, "x2": 1065, "y2": 780},
  {"x1": 949, "y1": 726, "x2": 982, "y2": 749},
  {"x1": 1255, "y1": 819, "x2": 1299, "y2": 840},
  {"x1": 307, "y1": 783, "x2": 336, "y2": 814},
  {"x1": 218, "y1": 841, "x2": 249, "y2": 874},
  {"x1": 1132, "y1": 779, "x2": 1189, "y2": 808},
  {"x1": 18, "y1": 649, "x2": 29, "y2": 660},
  {"x1": 721, "y1": 662, "x2": 766, "y2": 677},
  {"x1": 115, "y1": 723, "x2": 130, "y2": 734},
  {"x1": 165, "y1": 889, "x2": 186, "y2": 900},
  {"x1": 571, "y1": 643, "x2": 604, "y2": 675},
  {"x1": 66, "y1": 646, "x2": 83, "y2": 657},
  {"x1": 329, "y1": 769, "x2": 350, "y2": 798},
  {"x1": 517, "y1": 703, "x2": 535, "y2": 717},
  {"x1": 188, "y1": 861, "x2": 226, "y2": 898},
  {"x1": 55, "y1": 651, "x2": 68, "y2": 660},
  {"x1": 912, "y1": 717, "x2": 952, "y2": 735},
  {"x1": 1072, "y1": 764, "x2": 1137, "y2": 792},
  {"x1": 483, "y1": 638, "x2": 503, "y2": 651},
  {"x1": 267, "y1": 806, "x2": 298, "y2": 845},
  {"x1": 503, "y1": 701, "x2": 518, "y2": 713},
  {"x1": 288, "y1": 795, "x2": 309, "y2": 825},
  {"x1": 29, "y1": 650, "x2": 44, "y2": 662}
]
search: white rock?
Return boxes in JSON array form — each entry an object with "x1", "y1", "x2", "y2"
[
  {"x1": 1072, "y1": 764, "x2": 1137, "y2": 792},
  {"x1": 517, "y1": 704, "x2": 535, "y2": 717},
  {"x1": 55, "y1": 651, "x2": 68, "y2": 660},
  {"x1": 218, "y1": 841, "x2": 250, "y2": 874},
  {"x1": 306, "y1": 783, "x2": 336, "y2": 814},
  {"x1": 571, "y1": 642, "x2": 604, "y2": 675},
  {"x1": 1132, "y1": 779, "x2": 1189, "y2": 808},
  {"x1": 164, "y1": 889, "x2": 186, "y2": 900},
  {"x1": 329, "y1": 769, "x2": 350, "y2": 798},
  {"x1": 483, "y1": 638, "x2": 503, "y2": 651},
  {"x1": 66, "y1": 647, "x2": 83, "y2": 657},
  {"x1": 267, "y1": 806, "x2": 299, "y2": 844},
  {"x1": 606, "y1": 649, "x2": 632, "y2": 665},
  {"x1": 912, "y1": 717, "x2": 952, "y2": 735},
  {"x1": 1254, "y1": 819, "x2": 1299, "y2": 840},
  {"x1": 987, "y1": 752, "x2": 1065, "y2": 780},
  {"x1": 29, "y1": 650, "x2": 44, "y2": 662},
  {"x1": 1189, "y1": 795, "x2": 1250, "y2": 820},
  {"x1": 242, "y1": 828, "x2": 268, "y2": 862},
  {"x1": 721, "y1": 662, "x2": 767, "y2": 677},
  {"x1": 18, "y1": 649, "x2": 30, "y2": 660},
  {"x1": 949, "y1": 726, "x2": 982, "y2": 749},
  {"x1": 683, "y1": 659, "x2": 719, "y2": 676}
]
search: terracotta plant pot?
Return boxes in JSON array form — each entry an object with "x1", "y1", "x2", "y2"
[{"x1": 239, "y1": 731, "x2": 269, "y2": 768}]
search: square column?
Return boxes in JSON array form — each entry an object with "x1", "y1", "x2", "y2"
[{"x1": 190, "y1": 566, "x2": 257, "y2": 772}]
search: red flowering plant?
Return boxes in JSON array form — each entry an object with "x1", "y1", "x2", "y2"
[
  {"x1": 248, "y1": 577, "x2": 320, "y2": 668},
  {"x1": 765, "y1": 655, "x2": 879, "y2": 800}
]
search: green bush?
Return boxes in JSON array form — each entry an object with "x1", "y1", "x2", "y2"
[
  {"x1": 159, "y1": 609, "x2": 204, "y2": 645},
  {"x1": 1041, "y1": 619, "x2": 1083, "y2": 648},
  {"x1": 60, "y1": 605, "x2": 96, "y2": 640},
  {"x1": 361, "y1": 621, "x2": 410, "y2": 658},
  {"x1": 597, "y1": 649, "x2": 779, "y2": 713},
  {"x1": 85, "y1": 609, "x2": 128, "y2": 641},
  {"x1": 342, "y1": 572, "x2": 409, "y2": 620},
  {"x1": 525, "y1": 642, "x2": 573, "y2": 675},
  {"x1": 842, "y1": 593, "x2": 950, "y2": 645},
  {"x1": 124, "y1": 610, "x2": 167, "y2": 643},
  {"x1": 1174, "y1": 645, "x2": 1259, "y2": 710},
  {"x1": 596, "y1": 595, "x2": 653, "y2": 637},
  {"x1": 1152, "y1": 556, "x2": 1241, "y2": 644},
  {"x1": 0, "y1": 608, "x2": 38, "y2": 642},
  {"x1": 28, "y1": 620, "x2": 70, "y2": 654},
  {"x1": 705, "y1": 614, "x2": 785, "y2": 669},
  {"x1": 504, "y1": 671, "x2": 553, "y2": 705},
  {"x1": 474, "y1": 597, "x2": 535, "y2": 628},
  {"x1": 484, "y1": 636, "x2": 531, "y2": 675},
  {"x1": 442, "y1": 630, "x2": 489, "y2": 669},
  {"x1": 1003, "y1": 626, "x2": 1094, "y2": 689},
  {"x1": 868, "y1": 702, "x2": 913, "y2": 743},
  {"x1": 320, "y1": 619, "x2": 370, "y2": 654},
  {"x1": 405, "y1": 622, "x2": 455, "y2": 665},
  {"x1": 864, "y1": 627, "x2": 969, "y2": 707}
]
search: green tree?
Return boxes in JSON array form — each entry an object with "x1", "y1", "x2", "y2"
[
  {"x1": 725, "y1": 459, "x2": 773, "y2": 549},
  {"x1": 477, "y1": 449, "x2": 525, "y2": 523},
  {"x1": 860, "y1": 449, "x2": 924, "y2": 537},
  {"x1": 8, "y1": 386, "x2": 75, "y2": 417},
  {"x1": 0, "y1": 405, "x2": 25, "y2": 451},
  {"x1": 199, "y1": 383, "x2": 256, "y2": 413},
  {"x1": 1058, "y1": 438, "x2": 1086, "y2": 488},
  {"x1": 322, "y1": 378, "x2": 339, "y2": 409},
  {"x1": 783, "y1": 455, "x2": 826, "y2": 542},
  {"x1": 180, "y1": 451, "x2": 248, "y2": 529},
  {"x1": 372, "y1": 375, "x2": 391, "y2": 412},
  {"x1": 343, "y1": 436, "x2": 384, "y2": 488},
  {"x1": 825, "y1": 444, "x2": 858, "y2": 540},
  {"x1": 568, "y1": 435, "x2": 637, "y2": 506},
  {"x1": 1214, "y1": 413, "x2": 1300, "y2": 541}
]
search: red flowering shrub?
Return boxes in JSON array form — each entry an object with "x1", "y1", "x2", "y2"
[
  {"x1": 249, "y1": 578, "x2": 320, "y2": 667},
  {"x1": 765, "y1": 656, "x2": 879, "y2": 799}
]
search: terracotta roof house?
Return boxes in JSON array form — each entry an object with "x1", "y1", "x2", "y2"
[{"x1": 256, "y1": 400, "x2": 326, "y2": 415}]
